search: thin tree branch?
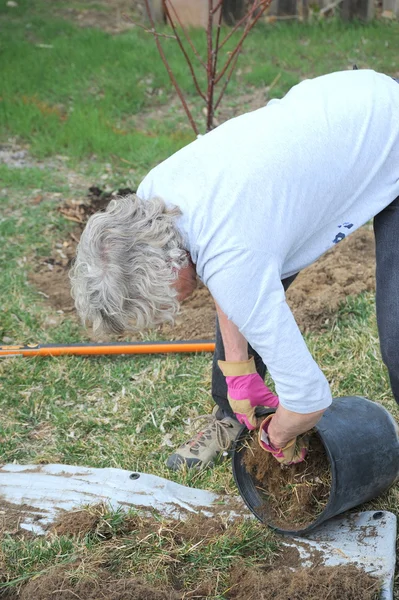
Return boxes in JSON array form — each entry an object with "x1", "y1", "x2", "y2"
[
  {"x1": 137, "y1": 0, "x2": 273, "y2": 133},
  {"x1": 142, "y1": 0, "x2": 198, "y2": 135},
  {"x1": 218, "y1": 0, "x2": 270, "y2": 51},
  {"x1": 162, "y1": 1, "x2": 206, "y2": 100},
  {"x1": 214, "y1": 44, "x2": 241, "y2": 110},
  {"x1": 206, "y1": 0, "x2": 215, "y2": 131},
  {"x1": 166, "y1": 0, "x2": 207, "y2": 69},
  {"x1": 215, "y1": 0, "x2": 271, "y2": 85},
  {"x1": 211, "y1": 0, "x2": 224, "y2": 14},
  {"x1": 123, "y1": 14, "x2": 177, "y2": 39},
  {"x1": 212, "y1": 0, "x2": 224, "y2": 79}
]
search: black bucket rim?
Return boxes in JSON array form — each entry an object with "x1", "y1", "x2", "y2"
[
  {"x1": 232, "y1": 401, "x2": 347, "y2": 535},
  {"x1": 232, "y1": 395, "x2": 399, "y2": 535}
]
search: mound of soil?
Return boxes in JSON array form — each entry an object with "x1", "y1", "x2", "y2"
[
  {"x1": 228, "y1": 564, "x2": 381, "y2": 600},
  {"x1": 29, "y1": 188, "x2": 376, "y2": 339},
  {"x1": 49, "y1": 505, "x2": 230, "y2": 543},
  {"x1": 242, "y1": 430, "x2": 331, "y2": 530},
  {"x1": 49, "y1": 504, "x2": 104, "y2": 537},
  {"x1": 285, "y1": 226, "x2": 376, "y2": 332},
  {"x1": 0, "y1": 508, "x2": 381, "y2": 600},
  {"x1": 15, "y1": 570, "x2": 180, "y2": 600},
  {"x1": 6, "y1": 564, "x2": 380, "y2": 600}
]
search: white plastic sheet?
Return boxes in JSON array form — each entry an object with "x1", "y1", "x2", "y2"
[{"x1": 0, "y1": 463, "x2": 395, "y2": 598}]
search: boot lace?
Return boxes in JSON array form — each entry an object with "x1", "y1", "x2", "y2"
[{"x1": 187, "y1": 414, "x2": 232, "y2": 454}]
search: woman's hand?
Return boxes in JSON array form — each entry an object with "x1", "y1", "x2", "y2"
[{"x1": 218, "y1": 357, "x2": 279, "y2": 429}]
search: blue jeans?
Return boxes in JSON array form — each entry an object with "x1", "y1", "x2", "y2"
[
  {"x1": 212, "y1": 196, "x2": 399, "y2": 419},
  {"x1": 374, "y1": 195, "x2": 399, "y2": 405}
]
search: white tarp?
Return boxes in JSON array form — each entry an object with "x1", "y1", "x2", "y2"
[{"x1": 0, "y1": 463, "x2": 395, "y2": 599}]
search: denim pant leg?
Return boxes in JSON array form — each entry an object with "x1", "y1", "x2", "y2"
[
  {"x1": 212, "y1": 273, "x2": 298, "y2": 419},
  {"x1": 373, "y1": 195, "x2": 399, "y2": 405}
]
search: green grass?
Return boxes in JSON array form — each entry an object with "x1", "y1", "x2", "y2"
[
  {"x1": 0, "y1": 2, "x2": 398, "y2": 598},
  {"x1": 0, "y1": 165, "x2": 68, "y2": 191},
  {"x1": 1, "y1": 1, "x2": 398, "y2": 164}
]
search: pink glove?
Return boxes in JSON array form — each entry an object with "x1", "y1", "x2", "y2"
[
  {"x1": 258, "y1": 414, "x2": 308, "y2": 465},
  {"x1": 218, "y1": 357, "x2": 279, "y2": 430}
]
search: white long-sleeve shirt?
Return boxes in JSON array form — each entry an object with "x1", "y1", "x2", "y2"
[{"x1": 137, "y1": 70, "x2": 399, "y2": 413}]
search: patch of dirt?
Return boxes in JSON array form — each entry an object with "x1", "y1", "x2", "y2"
[
  {"x1": 2, "y1": 565, "x2": 382, "y2": 600},
  {"x1": 59, "y1": 185, "x2": 135, "y2": 226},
  {"x1": 228, "y1": 564, "x2": 381, "y2": 600},
  {"x1": 162, "y1": 284, "x2": 217, "y2": 340},
  {"x1": 30, "y1": 185, "x2": 376, "y2": 339},
  {"x1": 285, "y1": 226, "x2": 376, "y2": 331},
  {"x1": 0, "y1": 498, "x2": 47, "y2": 539},
  {"x1": 242, "y1": 430, "x2": 331, "y2": 530},
  {"x1": 0, "y1": 509, "x2": 382, "y2": 600},
  {"x1": 49, "y1": 504, "x2": 104, "y2": 538},
  {"x1": 49, "y1": 505, "x2": 231, "y2": 543},
  {"x1": 16, "y1": 569, "x2": 180, "y2": 600},
  {"x1": 0, "y1": 505, "x2": 380, "y2": 600},
  {"x1": 29, "y1": 187, "x2": 135, "y2": 315}
]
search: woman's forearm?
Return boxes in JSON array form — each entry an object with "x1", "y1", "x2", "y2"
[
  {"x1": 268, "y1": 404, "x2": 325, "y2": 448},
  {"x1": 215, "y1": 302, "x2": 248, "y2": 362},
  {"x1": 215, "y1": 301, "x2": 325, "y2": 447}
]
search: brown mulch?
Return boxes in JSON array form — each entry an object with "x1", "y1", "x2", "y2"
[
  {"x1": 228, "y1": 564, "x2": 381, "y2": 600},
  {"x1": 8, "y1": 564, "x2": 380, "y2": 600},
  {"x1": 242, "y1": 430, "x2": 331, "y2": 531},
  {"x1": 0, "y1": 508, "x2": 381, "y2": 600}
]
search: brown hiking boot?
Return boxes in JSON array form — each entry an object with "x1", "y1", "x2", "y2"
[{"x1": 166, "y1": 407, "x2": 242, "y2": 471}]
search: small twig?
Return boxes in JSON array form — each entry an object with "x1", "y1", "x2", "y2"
[
  {"x1": 206, "y1": 0, "x2": 215, "y2": 131},
  {"x1": 142, "y1": 0, "x2": 198, "y2": 135},
  {"x1": 111, "y1": 153, "x2": 136, "y2": 165},
  {"x1": 212, "y1": 0, "x2": 224, "y2": 83},
  {"x1": 59, "y1": 209, "x2": 84, "y2": 224},
  {"x1": 214, "y1": 46, "x2": 240, "y2": 110},
  {"x1": 267, "y1": 72, "x2": 281, "y2": 93},
  {"x1": 69, "y1": 232, "x2": 80, "y2": 243},
  {"x1": 123, "y1": 14, "x2": 177, "y2": 39},
  {"x1": 51, "y1": 590, "x2": 81, "y2": 599},
  {"x1": 37, "y1": 290, "x2": 50, "y2": 299},
  {"x1": 163, "y1": 1, "x2": 206, "y2": 100}
]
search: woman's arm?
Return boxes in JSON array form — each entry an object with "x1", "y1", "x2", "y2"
[
  {"x1": 215, "y1": 302, "x2": 326, "y2": 447},
  {"x1": 215, "y1": 302, "x2": 248, "y2": 362},
  {"x1": 267, "y1": 404, "x2": 325, "y2": 448}
]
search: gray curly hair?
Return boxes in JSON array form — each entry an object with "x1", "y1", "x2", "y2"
[{"x1": 69, "y1": 194, "x2": 188, "y2": 336}]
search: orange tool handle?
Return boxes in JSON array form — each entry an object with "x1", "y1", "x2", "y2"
[{"x1": 0, "y1": 340, "x2": 215, "y2": 358}]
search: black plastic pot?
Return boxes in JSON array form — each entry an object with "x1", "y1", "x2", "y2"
[{"x1": 232, "y1": 396, "x2": 399, "y2": 535}]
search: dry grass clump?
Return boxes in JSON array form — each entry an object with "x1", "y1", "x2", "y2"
[{"x1": 242, "y1": 431, "x2": 331, "y2": 530}]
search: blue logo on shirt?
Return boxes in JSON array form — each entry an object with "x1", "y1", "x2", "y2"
[{"x1": 333, "y1": 222, "x2": 354, "y2": 243}]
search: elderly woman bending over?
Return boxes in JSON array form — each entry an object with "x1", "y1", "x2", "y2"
[{"x1": 71, "y1": 69, "x2": 399, "y2": 469}]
